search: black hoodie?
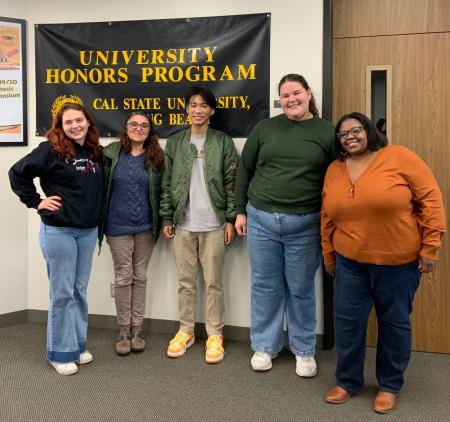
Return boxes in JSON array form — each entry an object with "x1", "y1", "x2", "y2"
[{"x1": 9, "y1": 141, "x2": 103, "y2": 228}]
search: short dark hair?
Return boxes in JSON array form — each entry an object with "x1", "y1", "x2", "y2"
[
  {"x1": 185, "y1": 86, "x2": 216, "y2": 109},
  {"x1": 278, "y1": 73, "x2": 319, "y2": 117},
  {"x1": 334, "y1": 112, "x2": 388, "y2": 160}
]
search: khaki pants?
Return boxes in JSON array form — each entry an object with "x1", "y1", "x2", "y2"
[
  {"x1": 106, "y1": 230, "x2": 154, "y2": 328},
  {"x1": 173, "y1": 229, "x2": 225, "y2": 335}
]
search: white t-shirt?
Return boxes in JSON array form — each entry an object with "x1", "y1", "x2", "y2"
[{"x1": 177, "y1": 135, "x2": 223, "y2": 232}]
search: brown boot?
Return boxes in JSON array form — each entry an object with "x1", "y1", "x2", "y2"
[
  {"x1": 115, "y1": 333, "x2": 131, "y2": 356},
  {"x1": 131, "y1": 331, "x2": 146, "y2": 352},
  {"x1": 374, "y1": 391, "x2": 397, "y2": 413},
  {"x1": 325, "y1": 386, "x2": 353, "y2": 404}
]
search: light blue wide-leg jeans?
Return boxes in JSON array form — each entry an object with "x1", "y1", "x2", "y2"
[
  {"x1": 246, "y1": 203, "x2": 321, "y2": 356},
  {"x1": 39, "y1": 223, "x2": 97, "y2": 363}
]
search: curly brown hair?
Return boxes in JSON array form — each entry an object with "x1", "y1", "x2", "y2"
[
  {"x1": 45, "y1": 103, "x2": 102, "y2": 160},
  {"x1": 119, "y1": 112, "x2": 164, "y2": 171}
]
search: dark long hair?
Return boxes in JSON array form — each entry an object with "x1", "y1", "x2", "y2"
[
  {"x1": 278, "y1": 74, "x2": 319, "y2": 117},
  {"x1": 119, "y1": 111, "x2": 164, "y2": 171},
  {"x1": 46, "y1": 103, "x2": 102, "y2": 160},
  {"x1": 334, "y1": 112, "x2": 388, "y2": 161}
]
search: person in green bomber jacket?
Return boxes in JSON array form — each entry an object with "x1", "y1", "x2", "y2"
[
  {"x1": 99, "y1": 111, "x2": 164, "y2": 356},
  {"x1": 160, "y1": 86, "x2": 238, "y2": 364}
]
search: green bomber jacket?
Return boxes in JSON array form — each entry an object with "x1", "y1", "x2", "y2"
[{"x1": 159, "y1": 127, "x2": 238, "y2": 227}]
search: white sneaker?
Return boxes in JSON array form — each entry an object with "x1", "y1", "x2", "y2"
[
  {"x1": 50, "y1": 361, "x2": 78, "y2": 375},
  {"x1": 296, "y1": 356, "x2": 317, "y2": 377},
  {"x1": 78, "y1": 351, "x2": 93, "y2": 365},
  {"x1": 251, "y1": 351, "x2": 278, "y2": 371}
]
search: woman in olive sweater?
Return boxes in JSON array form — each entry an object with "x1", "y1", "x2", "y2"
[{"x1": 235, "y1": 74, "x2": 335, "y2": 376}]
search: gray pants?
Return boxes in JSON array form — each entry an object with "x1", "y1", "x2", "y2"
[
  {"x1": 173, "y1": 229, "x2": 225, "y2": 336},
  {"x1": 106, "y1": 230, "x2": 154, "y2": 328}
]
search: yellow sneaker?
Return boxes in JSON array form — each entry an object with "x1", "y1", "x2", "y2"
[
  {"x1": 167, "y1": 331, "x2": 195, "y2": 358},
  {"x1": 205, "y1": 335, "x2": 224, "y2": 364}
]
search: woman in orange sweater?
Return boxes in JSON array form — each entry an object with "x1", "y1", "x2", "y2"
[{"x1": 321, "y1": 112, "x2": 446, "y2": 413}]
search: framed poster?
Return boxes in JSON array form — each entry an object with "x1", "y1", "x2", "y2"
[{"x1": 0, "y1": 16, "x2": 27, "y2": 146}]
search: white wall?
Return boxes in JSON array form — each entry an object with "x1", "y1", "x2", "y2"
[
  {"x1": 0, "y1": 1, "x2": 28, "y2": 314},
  {"x1": 4, "y1": 0, "x2": 325, "y2": 333}
]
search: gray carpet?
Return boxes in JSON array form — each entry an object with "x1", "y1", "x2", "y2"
[{"x1": 0, "y1": 323, "x2": 448, "y2": 422}]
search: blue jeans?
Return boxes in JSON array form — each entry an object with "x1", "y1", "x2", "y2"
[
  {"x1": 334, "y1": 254, "x2": 421, "y2": 394},
  {"x1": 39, "y1": 223, "x2": 97, "y2": 363},
  {"x1": 246, "y1": 203, "x2": 321, "y2": 356}
]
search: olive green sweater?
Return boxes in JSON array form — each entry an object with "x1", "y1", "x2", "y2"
[{"x1": 235, "y1": 114, "x2": 335, "y2": 215}]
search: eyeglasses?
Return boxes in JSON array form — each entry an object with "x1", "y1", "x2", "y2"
[
  {"x1": 127, "y1": 121, "x2": 150, "y2": 130},
  {"x1": 337, "y1": 126, "x2": 364, "y2": 140}
]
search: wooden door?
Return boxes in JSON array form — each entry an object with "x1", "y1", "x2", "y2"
[{"x1": 332, "y1": 8, "x2": 450, "y2": 353}]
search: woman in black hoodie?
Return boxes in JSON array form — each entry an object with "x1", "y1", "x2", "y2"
[{"x1": 9, "y1": 102, "x2": 103, "y2": 375}]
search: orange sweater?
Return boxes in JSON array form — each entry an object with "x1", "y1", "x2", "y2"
[{"x1": 321, "y1": 145, "x2": 446, "y2": 266}]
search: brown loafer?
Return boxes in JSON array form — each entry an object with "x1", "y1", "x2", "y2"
[
  {"x1": 325, "y1": 386, "x2": 353, "y2": 404},
  {"x1": 374, "y1": 391, "x2": 397, "y2": 413},
  {"x1": 130, "y1": 331, "x2": 146, "y2": 352}
]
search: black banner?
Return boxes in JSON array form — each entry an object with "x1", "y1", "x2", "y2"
[{"x1": 35, "y1": 14, "x2": 270, "y2": 138}]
